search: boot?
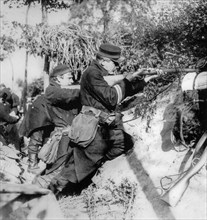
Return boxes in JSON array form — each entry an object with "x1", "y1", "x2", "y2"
[{"x1": 27, "y1": 152, "x2": 39, "y2": 174}]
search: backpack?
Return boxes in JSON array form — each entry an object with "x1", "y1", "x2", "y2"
[{"x1": 171, "y1": 69, "x2": 207, "y2": 149}]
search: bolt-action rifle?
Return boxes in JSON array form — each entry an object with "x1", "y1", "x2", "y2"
[
  {"x1": 66, "y1": 68, "x2": 198, "y2": 88},
  {"x1": 160, "y1": 131, "x2": 207, "y2": 207},
  {"x1": 105, "y1": 68, "x2": 198, "y2": 86}
]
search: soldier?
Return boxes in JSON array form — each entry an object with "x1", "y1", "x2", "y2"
[
  {"x1": 0, "y1": 85, "x2": 20, "y2": 115},
  {"x1": 48, "y1": 43, "x2": 159, "y2": 194},
  {"x1": 195, "y1": 57, "x2": 207, "y2": 130},
  {"x1": 0, "y1": 88, "x2": 20, "y2": 145},
  {"x1": 19, "y1": 64, "x2": 80, "y2": 175}
]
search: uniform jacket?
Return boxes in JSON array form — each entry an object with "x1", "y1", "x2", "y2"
[
  {"x1": 45, "y1": 83, "x2": 81, "y2": 127},
  {"x1": 19, "y1": 94, "x2": 52, "y2": 137},
  {"x1": 80, "y1": 60, "x2": 131, "y2": 113},
  {"x1": 0, "y1": 88, "x2": 20, "y2": 116},
  {"x1": 0, "y1": 102, "x2": 18, "y2": 125},
  {"x1": 19, "y1": 83, "x2": 80, "y2": 137}
]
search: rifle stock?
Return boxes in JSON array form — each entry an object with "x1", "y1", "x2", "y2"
[
  {"x1": 160, "y1": 132, "x2": 207, "y2": 207},
  {"x1": 62, "y1": 75, "x2": 124, "y2": 89}
]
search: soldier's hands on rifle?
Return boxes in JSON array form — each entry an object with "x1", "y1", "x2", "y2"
[
  {"x1": 125, "y1": 68, "x2": 164, "y2": 82},
  {"x1": 144, "y1": 68, "x2": 165, "y2": 82},
  {"x1": 125, "y1": 68, "x2": 147, "y2": 82}
]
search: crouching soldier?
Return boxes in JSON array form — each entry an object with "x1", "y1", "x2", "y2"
[
  {"x1": 34, "y1": 64, "x2": 81, "y2": 186},
  {"x1": 20, "y1": 64, "x2": 80, "y2": 176},
  {"x1": 195, "y1": 57, "x2": 207, "y2": 131},
  {"x1": 46, "y1": 43, "x2": 159, "y2": 194},
  {"x1": 172, "y1": 56, "x2": 207, "y2": 149},
  {"x1": 0, "y1": 88, "x2": 20, "y2": 146}
]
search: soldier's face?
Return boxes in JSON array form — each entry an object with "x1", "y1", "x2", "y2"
[
  {"x1": 58, "y1": 72, "x2": 73, "y2": 86},
  {"x1": 102, "y1": 59, "x2": 116, "y2": 74}
]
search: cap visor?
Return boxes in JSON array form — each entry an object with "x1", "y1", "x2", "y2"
[
  {"x1": 97, "y1": 51, "x2": 125, "y2": 63},
  {"x1": 111, "y1": 56, "x2": 125, "y2": 63}
]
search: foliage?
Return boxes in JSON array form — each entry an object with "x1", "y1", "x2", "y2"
[
  {"x1": 13, "y1": 22, "x2": 101, "y2": 75},
  {"x1": 116, "y1": 0, "x2": 207, "y2": 126},
  {"x1": 139, "y1": 0, "x2": 207, "y2": 61},
  {"x1": 83, "y1": 178, "x2": 137, "y2": 220},
  {"x1": 177, "y1": 0, "x2": 207, "y2": 58},
  {"x1": 3, "y1": 0, "x2": 73, "y2": 10},
  {"x1": 0, "y1": 21, "x2": 19, "y2": 61},
  {"x1": 2, "y1": 0, "x2": 206, "y2": 66},
  {"x1": 68, "y1": 0, "x2": 154, "y2": 41},
  {"x1": 0, "y1": 35, "x2": 16, "y2": 61}
]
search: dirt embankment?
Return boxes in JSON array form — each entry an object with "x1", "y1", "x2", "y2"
[{"x1": 59, "y1": 88, "x2": 207, "y2": 220}]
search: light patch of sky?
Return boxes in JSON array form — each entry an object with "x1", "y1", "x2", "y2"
[{"x1": 0, "y1": 3, "x2": 69, "y2": 95}]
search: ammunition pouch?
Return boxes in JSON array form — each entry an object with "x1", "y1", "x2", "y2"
[
  {"x1": 69, "y1": 106, "x2": 122, "y2": 148},
  {"x1": 69, "y1": 106, "x2": 100, "y2": 148}
]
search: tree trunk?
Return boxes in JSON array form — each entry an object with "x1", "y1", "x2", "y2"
[
  {"x1": 103, "y1": 10, "x2": 110, "y2": 42},
  {"x1": 41, "y1": 0, "x2": 49, "y2": 91},
  {"x1": 101, "y1": 1, "x2": 110, "y2": 42},
  {"x1": 43, "y1": 55, "x2": 50, "y2": 90},
  {"x1": 41, "y1": 0, "x2": 48, "y2": 24},
  {"x1": 22, "y1": 3, "x2": 31, "y2": 114},
  {"x1": 23, "y1": 51, "x2": 28, "y2": 113}
]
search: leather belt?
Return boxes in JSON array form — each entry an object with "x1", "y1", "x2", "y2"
[{"x1": 81, "y1": 105, "x2": 116, "y2": 125}]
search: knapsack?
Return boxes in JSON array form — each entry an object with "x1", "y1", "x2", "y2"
[{"x1": 172, "y1": 64, "x2": 207, "y2": 149}]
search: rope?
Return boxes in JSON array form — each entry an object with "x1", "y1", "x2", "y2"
[
  {"x1": 159, "y1": 142, "x2": 206, "y2": 193},
  {"x1": 160, "y1": 170, "x2": 187, "y2": 191}
]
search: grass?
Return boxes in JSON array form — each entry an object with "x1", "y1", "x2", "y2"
[{"x1": 59, "y1": 177, "x2": 137, "y2": 220}]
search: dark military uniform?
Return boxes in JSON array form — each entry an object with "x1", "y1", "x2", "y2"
[
  {"x1": 6, "y1": 92, "x2": 21, "y2": 150},
  {"x1": 44, "y1": 82, "x2": 80, "y2": 174},
  {"x1": 19, "y1": 94, "x2": 53, "y2": 139},
  {"x1": 198, "y1": 89, "x2": 207, "y2": 130},
  {"x1": 45, "y1": 82, "x2": 80, "y2": 128},
  {"x1": 0, "y1": 103, "x2": 18, "y2": 125},
  {"x1": 0, "y1": 89, "x2": 19, "y2": 146},
  {"x1": 20, "y1": 82, "x2": 80, "y2": 141},
  {"x1": 52, "y1": 60, "x2": 146, "y2": 189},
  {"x1": 195, "y1": 59, "x2": 207, "y2": 130},
  {"x1": 19, "y1": 79, "x2": 80, "y2": 175}
]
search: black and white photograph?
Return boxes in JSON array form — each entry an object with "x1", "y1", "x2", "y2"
[{"x1": 0, "y1": 0, "x2": 206, "y2": 219}]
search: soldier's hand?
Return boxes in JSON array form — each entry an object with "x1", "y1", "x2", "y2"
[
  {"x1": 132, "y1": 68, "x2": 147, "y2": 78},
  {"x1": 125, "y1": 68, "x2": 146, "y2": 81},
  {"x1": 144, "y1": 74, "x2": 159, "y2": 83},
  {"x1": 143, "y1": 68, "x2": 164, "y2": 82},
  {"x1": 156, "y1": 68, "x2": 164, "y2": 76}
]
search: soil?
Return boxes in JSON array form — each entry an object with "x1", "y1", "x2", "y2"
[
  {"x1": 58, "y1": 88, "x2": 207, "y2": 220},
  {"x1": 1, "y1": 86, "x2": 206, "y2": 220}
]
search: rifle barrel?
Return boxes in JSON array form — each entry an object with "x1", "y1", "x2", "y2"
[
  {"x1": 141, "y1": 68, "x2": 198, "y2": 75},
  {"x1": 163, "y1": 68, "x2": 198, "y2": 73}
]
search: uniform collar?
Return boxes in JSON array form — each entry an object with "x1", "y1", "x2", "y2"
[{"x1": 49, "y1": 79, "x2": 61, "y2": 88}]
